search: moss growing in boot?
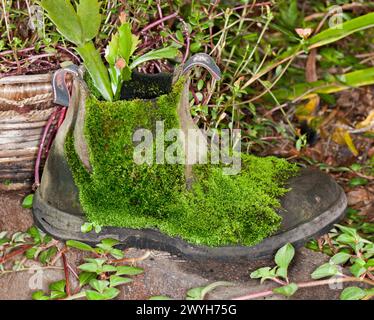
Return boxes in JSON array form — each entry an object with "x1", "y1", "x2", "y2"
[{"x1": 65, "y1": 78, "x2": 298, "y2": 247}]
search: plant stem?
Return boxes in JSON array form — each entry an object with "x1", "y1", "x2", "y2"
[
  {"x1": 140, "y1": 12, "x2": 178, "y2": 34},
  {"x1": 0, "y1": 244, "x2": 33, "y2": 264},
  {"x1": 61, "y1": 251, "x2": 71, "y2": 297},
  {"x1": 232, "y1": 276, "x2": 374, "y2": 300},
  {"x1": 34, "y1": 109, "x2": 59, "y2": 189},
  {"x1": 0, "y1": 266, "x2": 63, "y2": 277},
  {"x1": 109, "y1": 250, "x2": 151, "y2": 264}
]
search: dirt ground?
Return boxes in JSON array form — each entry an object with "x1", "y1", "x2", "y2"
[{"x1": 0, "y1": 191, "x2": 356, "y2": 300}]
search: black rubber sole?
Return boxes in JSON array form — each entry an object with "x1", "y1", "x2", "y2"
[{"x1": 33, "y1": 169, "x2": 347, "y2": 262}]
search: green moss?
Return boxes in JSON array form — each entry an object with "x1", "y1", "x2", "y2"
[{"x1": 65, "y1": 78, "x2": 299, "y2": 247}]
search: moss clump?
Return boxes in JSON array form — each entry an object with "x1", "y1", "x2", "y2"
[{"x1": 65, "y1": 78, "x2": 299, "y2": 247}]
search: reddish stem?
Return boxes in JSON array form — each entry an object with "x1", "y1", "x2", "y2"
[
  {"x1": 0, "y1": 244, "x2": 33, "y2": 264},
  {"x1": 33, "y1": 109, "x2": 59, "y2": 190},
  {"x1": 140, "y1": 12, "x2": 178, "y2": 34},
  {"x1": 61, "y1": 251, "x2": 71, "y2": 297}
]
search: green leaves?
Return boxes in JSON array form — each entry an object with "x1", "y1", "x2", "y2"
[
  {"x1": 49, "y1": 280, "x2": 67, "y2": 299},
  {"x1": 41, "y1": 0, "x2": 102, "y2": 45},
  {"x1": 275, "y1": 243, "x2": 295, "y2": 280},
  {"x1": 78, "y1": 258, "x2": 116, "y2": 274},
  {"x1": 349, "y1": 177, "x2": 368, "y2": 187},
  {"x1": 311, "y1": 263, "x2": 340, "y2": 280},
  {"x1": 130, "y1": 46, "x2": 179, "y2": 69},
  {"x1": 250, "y1": 267, "x2": 277, "y2": 283},
  {"x1": 105, "y1": 22, "x2": 139, "y2": 66},
  {"x1": 81, "y1": 222, "x2": 102, "y2": 234},
  {"x1": 186, "y1": 282, "x2": 232, "y2": 300},
  {"x1": 350, "y1": 258, "x2": 366, "y2": 278},
  {"x1": 41, "y1": 0, "x2": 112, "y2": 101},
  {"x1": 66, "y1": 240, "x2": 94, "y2": 252},
  {"x1": 41, "y1": 0, "x2": 84, "y2": 45},
  {"x1": 273, "y1": 283, "x2": 298, "y2": 297},
  {"x1": 330, "y1": 252, "x2": 351, "y2": 265},
  {"x1": 109, "y1": 275, "x2": 132, "y2": 287},
  {"x1": 76, "y1": 41, "x2": 113, "y2": 101},
  {"x1": 79, "y1": 271, "x2": 96, "y2": 287},
  {"x1": 22, "y1": 194, "x2": 34, "y2": 209},
  {"x1": 32, "y1": 291, "x2": 50, "y2": 300},
  {"x1": 250, "y1": 243, "x2": 295, "y2": 285},
  {"x1": 86, "y1": 287, "x2": 119, "y2": 300},
  {"x1": 340, "y1": 287, "x2": 367, "y2": 300},
  {"x1": 105, "y1": 22, "x2": 137, "y2": 98},
  {"x1": 104, "y1": 21, "x2": 176, "y2": 100},
  {"x1": 115, "y1": 265, "x2": 144, "y2": 276},
  {"x1": 118, "y1": 23, "x2": 135, "y2": 64},
  {"x1": 274, "y1": 243, "x2": 295, "y2": 269},
  {"x1": 86, "y1": 279, "x2": 120, "y2": 300},
  {"x1": 309, "y1": 12, "x2": 374, "y2": 49},
  {"x1": 27, "y1": 226, "x2": 42, "y2": 244},
  {"x1": 77, "y1": 0, "x2": 102, "y2": 42},
  {"x1": 95, "y1": 238, "x2": 124, "y2": 259},
  {"x1": 278, "y1": 0, "x2": 299, "y2": 30}
]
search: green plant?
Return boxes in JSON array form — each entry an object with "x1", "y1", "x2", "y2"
[
  {"x1": 0, "y1": 227, "x2": 60, "y2": 274},
  {"x1": 40, "y1": 0, "x2": 178, "y2": 101},
  {"x1": 32, "y1": 238, "x2": 146, "y2": 300},
  {"x1": 22, "y1": 194, "x2": 34, "y2": 209},
  {"x1": 231, "y1": 226, "x2": 374, "y2": 300}
]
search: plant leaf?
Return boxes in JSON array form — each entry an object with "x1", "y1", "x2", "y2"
[
  {"x1": 109, "y1": 275, "x2": 132, "y2": 287},
  {"x1": 250, "y1": 267, "x2": 277, "y2": 283},
  {"x1": 350, "y1": 262, "x2": 366, "y2": 278},
  {"x1": 340, "y1": 287, "x2": 367, "y2": 300},
  {"x1": 79, "y1": 271, "x2": 96, "y2": 287},
  {"x1": 187, "y1": 281, "x2": 232, "y2": 300},
  {"x1": 49, "y1": 280, "x2": 66, "y2": 293},
  {"x1": 76, "y1": 41, "x2": 113, "y2": 101},
  {"x1": 39, "y1": 247, "x2": 57, "y2": 264},
  {"x1": 77, "y1": 0, "x2": 101, "y2": 42},
  {"x1": 32, "y1": 290, "x2": 50, "y2": 300},
  {"x1": 22, "y1": 194, "x2": 34, "y2": 209},
  {"x1": 105, "y1": 33, "x2": 119, "y2": 65},
  {"x1": 330, "y1": 252, "x2": 351, "y2": 265},
  {"x1": 27, "y1": 226, "x2": 41, "y2": 244},
  {"x1": 89, "y1": 279, "x2": 109, "y2": 293},
  {"x1": 115, "y1": 265, "x2": 144, "y2": 276},
  {"x1": 309, "y1": 12, "x2": 374, "y2": 49},
  {"x1": 349, "y1": 177, "x2": 368, "y2": 187},
  {"x1": 86, "y1": 287, "x2": 119, "y2": 300},
  {"x1": 66, "y1": 240, "x2": 94, "y2": 252},
  {"x1": 311, "y1": 263, "x2": 340, "y2": 279},
  {"x1": 275, "y1": 243, "x2": 295, "y2": 271},
  {"x1": 118, "y1": 23, "x2": 133, "y2": 63},
  {"x1": 130, "y1": 46, "x2": 178, "y2": 69},
  {"x1": 78, "y1": 262, "x2": 100, "y2": 273},
  {"x1": 81, "y1": 222, "x2": 93, "y2": 233},
  {"x1": 40, "y1": 0, "x2": 83, "y2": 46},
  {"x1": 273, "y1": 283, "x2": 298, "y2": 297}
]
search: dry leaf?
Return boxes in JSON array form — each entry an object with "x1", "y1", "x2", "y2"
[
  {"x1": 332, "y1": 126, "x2": 359, "y2": 156},
  {"x1": 356, "y1": 109, "x2": 374, "y2": 133}
]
